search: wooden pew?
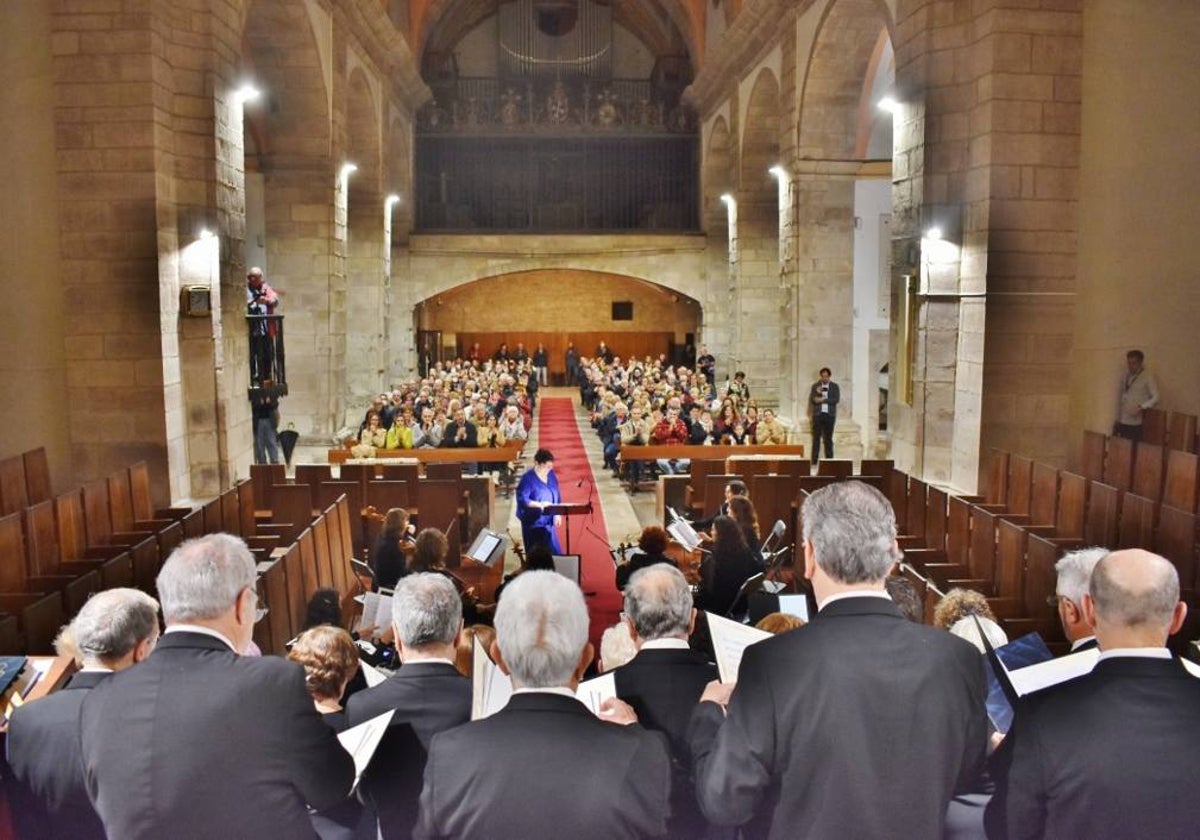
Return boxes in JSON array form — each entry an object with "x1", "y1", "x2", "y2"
[
  {"x1": 984, "y1": 450, "x2": 1009, "y2": 505},
  {"x1": 816, "y1": 459, "x2": 854, "y2": 478},
  {"x1": 417, "y1": 480, "x2": 463, "y2": 559},
  {"x1": 0, "y1": 456, "x2": 29, "y2": 517},
  {"x1": 366, "y1": 481, "x2": 410, "y2": 515},
  {"x1": 1163, "y1": 450, "x2": 1199, "y2": 513},
  {"x1": 128, "y1": 462, "x2": 193, "y2": 523},
  {"x1": 297, "y1": 528, "x2": 320, "y2": 600},
  {"x1": 1081, "y1": 431, "x2": 1106, "y2": 481},
  {"x1": 1117, "y1": 493, "x2": 1157, "y2": 550},
  {"x1": 260, "y1": 557, "x2": 291, "y2": 655},
  {"x1": 23, "y1": 448, "x2": 52, "y2": 505},
  {"x1": 1132, "y1": 443, "x2": 1165, "y2": 502},
  {"x1": 1167, "y1": 413, "x2": 1197, "y2": 454},
  {"x1": 1083, "y1": 481, "x2": 1120, "y2": 548},
  {"x1": 698, "y1": 474, "x2": 742, "y2": 520},
  {"x1": 269, "y1": 484, "x2": 316, "y2": 546},
  {"x1": 685, "y1": 459, "x2": 730, "y2": 518},
  {"x1": 294, "y1": 464, "x2": 332, "y2": 495},
  {"x1": 22, "y1": 501, "x2": 104, "y2": 615},
  {"x1": 312, "y1": 516, "x2": 336, "y2": 591},
  {"x1": 1029, "y1": 462, "x2": 1059, "y2": 527},
  {"x1": 1103, "y1": 436, "x2": 1134, "y2": 491},
  {"x1": 859, "y1": 459, "x2": 894, "y2": 483},
  {"x1": 624, "y1": 444, "x2": 806, "y2": 464},
  {"x1": 750, "y1": 475, "x2": 800, "y2": 554},
  {"x1": 1156, "y1": 505, "x2": 1196, "y2": 593},
  {"x1": 1141, "y1": 408, "x2": 1168, "y2": 446},
  {"x1": 250, "y1": 463, "x2": 285, "y2": 510},
  {"x1": 281, "y1": 542, "x2": 307, "y2": 640}
]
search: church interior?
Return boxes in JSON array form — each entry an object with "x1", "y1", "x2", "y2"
[{"x1": 0, "y1": 0, "x2": 1198, "y2": 676}]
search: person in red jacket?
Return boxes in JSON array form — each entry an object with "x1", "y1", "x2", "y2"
[{"x1": 651, "y1": 403, "x2": 690, "y2": 474}]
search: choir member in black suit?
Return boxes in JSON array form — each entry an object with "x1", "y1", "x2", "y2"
[
  {"x1": 79, "y1": 534, "x2": 354, "y2": 840},
  {"x1": 7, "y1": 588, "x2": 160, "y2": 840},
  {"x1": 612, "y1": 564, "x2": 719, "y2": 840},
  {"x1": 1052, "y1": 545, "x2": 1107, "y2": 653},
  {"x1": 345, "y1": 573, "x2": 472, "y2": 840},
  {"x1": 985, "y1": 549, "x2": 1200, "y2": 840},
  {"x1": 689, "y1": 481, "x2": 988, "y2": 839},
  {"x1": 415, "y1": 571, "x2": 671, "y2": 840}
]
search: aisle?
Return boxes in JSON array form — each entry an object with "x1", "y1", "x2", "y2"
[{"x1": 533, "y1": 397, "x2": 623, "y2": 649}]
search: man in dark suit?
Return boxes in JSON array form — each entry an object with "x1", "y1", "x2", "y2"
[
  {"x1": 7, "y1": 588, "x2": 160, "y2": 840},
  {"x1": 689, "y1": 481, "x2": 988, "y2": 839},
  {"x1": 79, "y1": 534, "x2": 354, "y2": 840},
  {"x1": 1052, "y1": 545, "x2": 1107, "y2": 653},
  {"x1": 807, "y1": 366, "x2": 840, "y2": 466},
  {"x1": 612, "y1": 564, "x2": 718, "y2": 840},
  {"x1": 346, "y1": 573, "x2": 471, "y2": 840},
  {"x1": 416, "y1": 571, "x2": 672, "y2": 840},
  {"x1": 985, "y1": 549, "x2": 1200, "y2": 839}
]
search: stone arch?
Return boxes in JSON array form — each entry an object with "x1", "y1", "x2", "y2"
[
  {"x1": 415, "y1": 269, "x2": 703, "y2": 359},
  {"x1": 704, "y1": 116, "x2": 733, "y2": 238},
  {"x1": 385, "y1": 113, "x2": 413, "y2": 243},
  {"x1": 345, "y1": 65, "x2": 383, "y2": 220},
  {"x1": 739, "y1": 67, "x2": 780, "y2": 201},
  {"x1": 241, "y1": 0, "x2": 331, "y2": 169},
  {"x1": 796, "y1": 0, "x2": 894, "y2": 160}
]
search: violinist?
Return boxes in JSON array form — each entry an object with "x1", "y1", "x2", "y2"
[
  {"x1": 614, "y1": 526, "x2": 673, "y2": 591},
  {"x1": 696, "y1": 516, "x2": 762, "y2": 618},
  {"x1": 409, "y1": 528, "x2": 487, "y2": 625},
  {"x1": 727, "y1": 495, "x2": 763, "y2": 561},
  {"x1": 371, "y1": 507, "x2": 415, "y2": 591}
]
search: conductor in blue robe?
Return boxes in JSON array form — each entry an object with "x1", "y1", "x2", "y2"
[{"x1": 517, "y1": 448, "x2": 563, "y2": 554}]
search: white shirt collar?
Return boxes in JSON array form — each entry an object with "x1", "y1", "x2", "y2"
[
  {"x1": 78, "y1": 666, "x2": 115, "y2": 674},
  {"x1": 165, "y1": 624, "x2": 239, "y2": 652},
  {"x1": 1098, "y1": 647, "x2": 1172, "y2": 662},
  {"x1": 818, "y1": 590, "x2": 892, "y2": 612},
  {"x1": 1070, "y1": 635, "x2": 1097, "y2": 652},
  {"x1": 639, "y1": 638, "x2": 691, "y2": 651},
  {"x1": 399, "y1": 657, "x2": 457, "y2": 667},
  {"x1": 512, "y1": 686, "x2": 580, "y2": 700}
]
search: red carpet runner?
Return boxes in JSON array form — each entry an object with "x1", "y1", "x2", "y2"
[{"x1": 534, "y1": 397, "x2": 623, "y2": 652}]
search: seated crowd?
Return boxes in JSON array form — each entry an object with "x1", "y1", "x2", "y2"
[
  {"x1": 577, "y1": 353, "x2": 790, "y2": 489},
  {"x1": 348, "y1": 356, "x2": 535, "y2": 457},
  {"x1": 8, "y1": 483, "x2": 1200, "y2": 840}
]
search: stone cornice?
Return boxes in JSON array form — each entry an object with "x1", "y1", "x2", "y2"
[
  {"x1": 341, "y1": 0, "x2": 431, "y2": 115},
  {"x1": 684, "y1": 0, "x2": 817, "y2": 118}
]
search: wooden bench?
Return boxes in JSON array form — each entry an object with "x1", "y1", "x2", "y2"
[{"x1": 326, "y1": 443, "x2": 525, "y2": 465}]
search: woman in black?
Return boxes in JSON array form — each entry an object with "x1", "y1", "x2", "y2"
[
  {"x1": 727, "y1": 495, "x2": 763, "y2": 561},
  {"x1": 615, "y1": 525, "x2": 674, "y2": 590},
  {"x1": 698, "y1": 515, "x2": 763, "y2": 618},
  {"x1": 370, "y1": 507, "x2": 413, "y2": 591}
]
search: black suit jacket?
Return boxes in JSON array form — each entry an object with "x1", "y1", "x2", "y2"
[
  {"x1": 415, "y1": 692, "x2": 671, "y2": 840},
  {"x1": 344, "y1": 661, "x2": 471, "y2": 840},
  {"x1": 985, "y1": 655, "x2": 1200, "y2": 840},
  {"x1": 7, "y1": 670, "x2": 109, "y2": 840},
  {"x1": 79, "y1": 632, "x2": 354, "y2": 840},
  {"x1": 689, "y1": 597, "x2": 987, "y2": 840},
  {"x1": 614, "y1": 647, "x2": 719, "y2": 839}
]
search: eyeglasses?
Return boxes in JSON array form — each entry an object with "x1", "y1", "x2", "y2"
[{"x1": 1045, "y1": 594, "x2": 1070, "y2": 608}]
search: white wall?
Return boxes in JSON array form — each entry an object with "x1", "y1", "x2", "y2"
[
  {"x1": 852, "y1": 178, "x2": 891, "y2": 446},
  {"x1": 244, "y1": 172, "x2": 267, "y2": 273}
]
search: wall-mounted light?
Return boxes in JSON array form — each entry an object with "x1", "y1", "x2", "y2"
[
  {"x1": 768, "y1": 165, "x2": 788, "y2": 182},
  {"x1": 924, "y1": 226, "x2": 942, "y2": 241},
  {"x1": 386, "y1": 194, "x2": 401, "y2": 207},
  {"x1": 198, "y1": 228, "x2": 214, "y2": 240},
  {"x1": 234, "y1": 83, "x2": 261, "y2": 106},
  {"x1": 877, "y1": 96, "x2": 898, "y2": 113},
  {"x1": 340, "y1": 163, "x2": 359, "y2": 181},
  {"x1": 720, "y1": 193, "x2": 734, "y2": 206}
]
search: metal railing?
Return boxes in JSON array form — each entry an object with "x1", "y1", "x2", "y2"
[{"x1": 246, "y1": 314, "x2": 287, "y2": 397}]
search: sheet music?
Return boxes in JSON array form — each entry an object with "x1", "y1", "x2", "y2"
[
  {"x1": 336, "y1": 709, "x2": 395, "y2": 790},
  {"x1": 360, "y1": 660, "x2": 389, "y2": 688},
  {"x1": 707, "y1": 612, "x2": 772, "y2": 683},
  {"x1": 471, "y1": 636, "x2": 513, "y2": 720},
  {"x1": 1182, "y1": 658, "x2": 1200, "y2": 679},
  {"x1": 575, "y1": 672, "x2": 616, "y2": 715},
  {"x1": 1005, "y1": 648, "x2": 1100, "y2": 697},
  {"x1": 356, "y1": 592, "x2": 393, "y2": 635},
  {"x1": 667, "y1": 521, "x2": 702, "y2": 553}
]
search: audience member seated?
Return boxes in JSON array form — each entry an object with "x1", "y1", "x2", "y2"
[
  {"x1": 371, "y1": 507, "x2": 414, "y2": 591},
  {"x1": 612, "y1": 564, "x2": 718, "y2": 840},
  {"x1": 415, "y1": 571, "x2": 671, "y2": 840},
  {"x1": 614, "y1": 525, "x2": 673, "y2": 590},
  {"x1": 412, "y1": 407, "x2": 442, "y2": 448},
  {"x1": 384, "y1": 407, "x2": 414, "y2": 449},
  {"x1": 498, "y1": 404, "x2": 528, "y2": 441},
  {"x1": 8, "y1": 589, "x2": 160, "y2": 840},
  {"x1": 651, "y1": 402, "x2": 690, "y2": 474},
  {"x1": 79, "y1": 534, "x2": 354, "y2": 840},
  {"x1": 754, "y1": 612, "x2": 806, "y2": 634},
  {"x1": 359, "y1": 395, "x2": 386, "y2": 434},
  {"x1": 287, "y1": 626, "x2": 371, "y2": 840},
  {"x1": 352, "y1": 410, "x2": 387, "y2": 457},
  {"x1": 986, "y1": 549, "x2": 1200, "y2": 839},
  {"x1": 689, "y1": 482, "x2": 987, "y2": 839},
  {"x1": 618, "y1": 405, "x2": 652, "y2": 489},
  {"x1": 754, "y1": 408, "x2": 787, "y2": 444},
  {"x1": 696, "y1": 515, "x2": 763, "y2": 618},
  {"x1": 598, "y1": 621, "x2": 638, "y2": 672},
  {"x1": 346, "y1": 574, "x2": 472, "y2": 840}
]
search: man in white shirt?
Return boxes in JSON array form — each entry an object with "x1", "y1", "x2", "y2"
[
  {"x1": 416, "y1": 571, "x2": 672, "y2": 840},
  {"x1": 1114, "y1": 349, "x2": 1160, "y2": 441},
  {"x1": 986, "y1": 549, "x2": 1200, "y2": 839}
]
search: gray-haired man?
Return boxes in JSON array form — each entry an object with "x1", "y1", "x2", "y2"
[
  {"x1": 8, "y1": 588, "x2": 159, "y2": 840},
  {"x1": 1054, "y1": 546, "x2": 1108, "y2": 653},
  {"x1": 346, "y1": 573, "x2": 471, "y2": 840},
  {"x1": 79, "y1": 534, "x2": 354, "y2": 840},
  {"x1": 416, "y1": 571, "x2": 672, "y2": 840}
]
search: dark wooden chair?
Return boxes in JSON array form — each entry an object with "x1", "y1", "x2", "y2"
[
  {"x1": 1156, "y1": 505, "x2": 1196, "y2": 593},
  {"x1": 1103, "y1": 436, "x2": 1134, "y2": 491},
  {"x1": 0, "y1": 456, "x2": 29, "y2": 517},
  {"x1": 23, "y1": 448, "x2": 52, "y2": 505},
  {"x1": 816, "y1": 459, "x2": 853, "y2": 478},
  {"x1": 1163, "y1": 450, "x2": 1199, "y2": 513},
  {"x1": 1081, "y1": 431, "x2": 1106, "y2": 481},
  {"x1": 1132, "y1": 442, "x2": 1165, "y2": 502},
  {"x1": 1140, "y1": 408, "x2": 1168, "y2": 446},
  {"x1": 250, "y1": 463, "x2": 286, "y2": 510},
  {"x1": 1167, "y1": 413, "x2": 1197, "y2": 454},
  {"x1": 1083, "y1": 481, "x2": 1120, "y2": 548},
  {"x1": 1117, "y1": 492, "x2": 1156, "y2": 550}
]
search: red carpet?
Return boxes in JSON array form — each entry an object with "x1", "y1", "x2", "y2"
[{"x1": 534, "y1": 397, "x2": 623, "y2": 651}]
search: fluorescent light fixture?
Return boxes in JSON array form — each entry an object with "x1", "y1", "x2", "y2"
[
  {"x1": 769, "y1": 165, "x2": 788, "y2": 181},
  {"x1": 340, "y1": 163, "x2": 358, "y2": 180},
  {"x1": 877, "y1": 96, "x2": 898, "y2": 113},
  {"x1": 386, "y1": 194, "x2": 401, "y2": 206},
  {"x1": 234, "y1": 83, "x2": 260, "y2": 105},
  {"x1": 925, "y1": 227, "x2": 943, "y2": 241},
  {"x1": 720, "y1": 193, "x2": 734, "y2": 205}
]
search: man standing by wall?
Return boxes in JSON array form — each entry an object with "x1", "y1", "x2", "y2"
[
  {"x1": 1114, "y1": 349, "x2": 1159, "y2": 441},
  {"x1": 808, "y1": 367, "x2": 840, "y2": 466}
]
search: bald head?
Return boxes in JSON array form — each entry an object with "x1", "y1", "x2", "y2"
[
  {"x1": 1086, "y1": 549, "x2": 1186, "y2": 648},
  {"x1": 623, "y1": 564, "x2": 693, "y2": 642}
]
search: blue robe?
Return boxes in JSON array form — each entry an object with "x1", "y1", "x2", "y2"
[{"x1": 516, "y1": 469, "x2": 563, "y2": 554}]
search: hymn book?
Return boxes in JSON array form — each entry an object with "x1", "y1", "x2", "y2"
[
  {"x1": 355, "y1": 592, "x2": 394, "y2": 635},
  {"x1": 707, "y1": 613, "x2": 772, "y2": 683},
  {"x1": 472, "y1": 637, "x2": 513, "y2": 720},
  {"x1": 575, "y1": 673, "x2": 617, "y2": 714},
  {"x1": 360, "y1": 660, "x2": 389, "y2": 688},
  {"x1": 336, "y1": 709, "x2": 395, "y2": 790}
]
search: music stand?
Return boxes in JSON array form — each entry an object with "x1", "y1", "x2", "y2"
[
  {"x1": 552, "y1": 554, "x2": 582, "y2": 585},
  {"x1": 544, "y1": 502, "x2": 593, "y2": 554}
]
